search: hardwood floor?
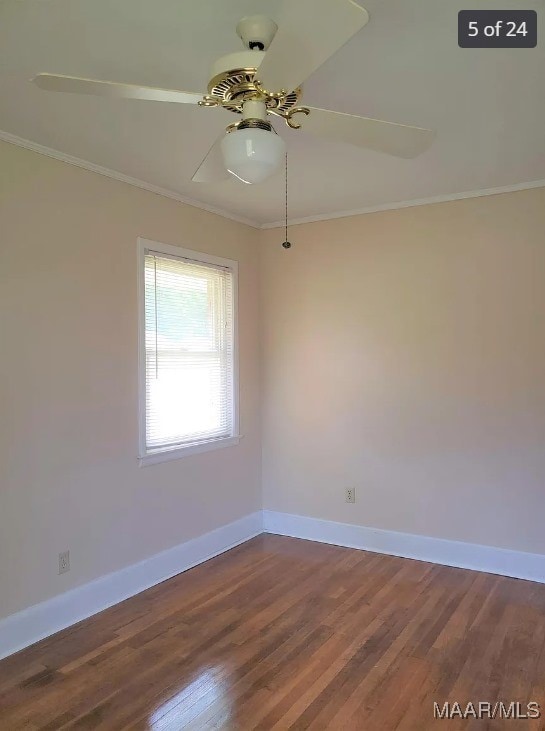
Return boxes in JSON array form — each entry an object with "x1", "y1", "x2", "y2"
[{"x1": 1, "y1": 534, "x2": 545, "y2": 730}]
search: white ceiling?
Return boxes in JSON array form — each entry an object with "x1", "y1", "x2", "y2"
[{"x1": 1, "y1": 0, "x2": 544, "y2": 226}]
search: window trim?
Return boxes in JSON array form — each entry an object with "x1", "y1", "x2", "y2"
[{"x1": 137, "y1": 237, "x2": 240, "y2": 466}]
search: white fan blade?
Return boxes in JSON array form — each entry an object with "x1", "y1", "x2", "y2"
[
  {"x1": 33, "y1": 74, "x2": 203, "y2": 104},
  {"x1": 256, "y1": 0, "x2": 369, "y2": 94},
  {"x1": 301, "y1": 107, "x2": 435, "y2": 158},
  {"x1": 192, "y1": 133, "x2": 229, "y2": 183}
]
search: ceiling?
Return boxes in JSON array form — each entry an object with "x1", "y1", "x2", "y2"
[{"x1": 1, "y1": 0, "x2": 544, "y2": 226}]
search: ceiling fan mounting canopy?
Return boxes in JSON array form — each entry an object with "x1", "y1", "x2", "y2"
[{"x1": 236, "y1": 15, "x2": 278, "y2": 51}]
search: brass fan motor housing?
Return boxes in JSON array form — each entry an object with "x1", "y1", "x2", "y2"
[{"x1": 207, "y1": 67, "x2": 302, "y2": 115}]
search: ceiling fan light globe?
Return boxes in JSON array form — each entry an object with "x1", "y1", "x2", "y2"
[{"x1": 221, "y1": 128, "x2": 285, "y2": 184}]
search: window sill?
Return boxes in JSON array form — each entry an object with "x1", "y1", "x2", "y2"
[{"x1": 138, "y1": 435, "x2": 241, "y2": 467}]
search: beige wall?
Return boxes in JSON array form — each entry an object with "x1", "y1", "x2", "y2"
[
  {"x1": 0, "y1": 141, "x2": 261, "y2": 620},
  {"x1": 2, "y1": 138, "x2": 545, "y2": 623},
  {"x1": 260, "y1": 189, "x2": 545, "y2": 555}
]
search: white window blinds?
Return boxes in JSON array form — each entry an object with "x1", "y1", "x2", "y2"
[{"x1": 143, "y1": 249, "x2": 235, "y2": 454}]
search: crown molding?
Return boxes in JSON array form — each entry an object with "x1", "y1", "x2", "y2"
[
  {"x1": 0, "y1": 129, "x2": 261, "y2": 229},
  {"x1": 3, "y1": 129, "x2": 544, "y2": 231},
  {"x1": 259, "y1": 178, "x2": 545, "y2": 229}
]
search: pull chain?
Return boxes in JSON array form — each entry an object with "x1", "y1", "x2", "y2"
[{"x1": 282, "y1": 152, "x2": 291, "y2": 249}]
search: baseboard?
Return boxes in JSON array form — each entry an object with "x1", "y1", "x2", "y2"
[
  {"x1": 263, "y1": 510, "x2": 545, "y2": 584},
  {"x1": 4, "y1": 509, "x2": 544, "y2": 661},
  {"x1": 0, "y1": 511, "x2": 263, "y2": 661}
]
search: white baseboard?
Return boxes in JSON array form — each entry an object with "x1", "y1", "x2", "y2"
[
  {"x1": 3, "y1": 509, "x2": 544, "y2": 661},
  {"x1": 263, "y1": 510, "x2": 545, "y2": 584},
  {"x1": 0, "y1": 511, "x2": 263, "y2": 661}
]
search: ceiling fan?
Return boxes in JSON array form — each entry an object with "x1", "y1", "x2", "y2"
[{"x1": 33, "y1": 0, "x2": 435, "y2": 185}]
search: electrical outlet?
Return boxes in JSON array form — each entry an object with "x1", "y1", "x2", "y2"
[
  {"x1": 58, "y1": 550, "x2": 70, "y2": 574},
  {"x1": 345, "y1": 487, "x2": 356, "y2": 504}
]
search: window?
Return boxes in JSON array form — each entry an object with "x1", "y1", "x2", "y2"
[{"x1": 138, "y1": 239, "x2": 238, "y2": 464}]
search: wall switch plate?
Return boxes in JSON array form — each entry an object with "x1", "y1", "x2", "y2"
[
  {"x1": 58, "y1": 550, "x2": 70, "y2": 574},
  {"x1": 345, "y1": 487, "x2": 356, "y2": 503}
]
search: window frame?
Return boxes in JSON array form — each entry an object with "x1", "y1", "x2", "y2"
[{"x1": 137, "y1": 237, "x2": 239, "y2": 466}]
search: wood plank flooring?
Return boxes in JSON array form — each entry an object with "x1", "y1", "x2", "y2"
[{"x1": 1, "y1": 534, "x2": 545, "y2": 730}]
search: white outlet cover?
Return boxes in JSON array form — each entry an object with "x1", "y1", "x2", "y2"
[{"x1": 59, "y1": 551, "x2": 70, "y2": 574}]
